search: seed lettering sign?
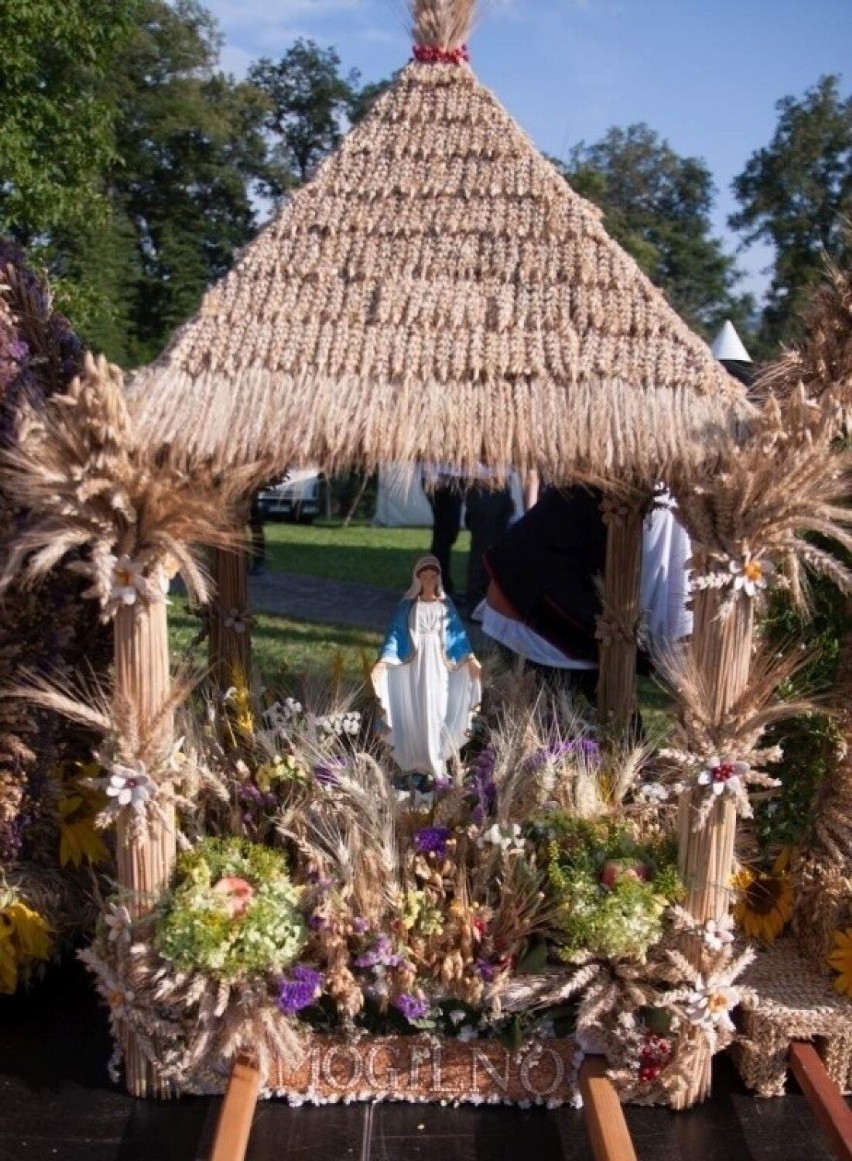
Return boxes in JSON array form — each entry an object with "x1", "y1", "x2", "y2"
[{"x1": 270, "y1": 1036, "x2": 578, "y2": 1105}]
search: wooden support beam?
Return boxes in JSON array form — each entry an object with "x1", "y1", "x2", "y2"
[
  {"x1": 579, "y1": 1056, "x2": 638, "y2": 1161},
  {"x1": 789, "y1": 1042, "x2": 852, "y2": 1161},
  {"x1": 209, "y1": 1056, "x2": 261, "y2": 1161}
]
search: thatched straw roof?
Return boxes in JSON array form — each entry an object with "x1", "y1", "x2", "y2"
[{"x1": 129, "y1": 0, "x2": 749, "y2": 482}]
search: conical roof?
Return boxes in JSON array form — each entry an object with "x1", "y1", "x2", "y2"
[
  {"x1": 129, "y1": 22, "x2": 749, "y2": 482},
  {"x1": 710, "y1": 320, "x2": 753, "y2": 364}
]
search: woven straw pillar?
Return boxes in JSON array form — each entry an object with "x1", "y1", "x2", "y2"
[
  {"x1": 597, "y1": 492, "x2": 646, "y2": 731},
  {"x1": 114, "y1": 600, "x2": 176, "y2": 1098},
  {"x1": 674, "y1": 575, "x2": 753, "y2": 1108},
  {"x1": 208, "y1": 541, "x2": 252, "y2": 692}
]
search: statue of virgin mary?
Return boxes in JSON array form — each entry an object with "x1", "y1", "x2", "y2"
[{"x1": 371, "y1": 555, "x2": 481, "y2": 778}]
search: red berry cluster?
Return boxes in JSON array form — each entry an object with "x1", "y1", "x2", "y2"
[
  {"x1": 412, "y1": 44, "x2": 470, "y2": 64},
  {"x1": 638, "y1": 1034, "x2": 672, "y2": 1084},
  {"x1": 712, "y1": 762, "x2": 736, "y2": 784}
]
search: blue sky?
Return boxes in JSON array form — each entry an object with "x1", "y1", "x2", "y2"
[{"x1": 204, "y1": 0, "x2": 851, "y2": 306}]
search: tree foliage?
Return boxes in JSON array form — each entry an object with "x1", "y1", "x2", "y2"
[
  {"x1": 560, "y1": 124, "x2": 753, "y2": 338},
  {"x1": 248, "y1": 40, "x2": 363, "y2": 195},
  {"x1": 730, "y1": 75, "x2": 852, "y2": 352},
  {"x1": 55, "y1": 0, "x2": 270, "y2": 365},
  {"x1": 0, "y1": 0, "x2": 138, "y2": 242}
]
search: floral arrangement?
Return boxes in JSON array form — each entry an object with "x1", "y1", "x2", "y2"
[
  {"x1": 0, "y1": 243, "x2": 111, "y2": 983},
  {"x1": 543, "y1": 817, "x2": 682, "y2": 962},
  {"x1": 156, "y1": 838, "x2": 305, "y2": 980}
]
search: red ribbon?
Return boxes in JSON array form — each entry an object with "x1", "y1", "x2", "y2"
[{"x1": 412, "y1": 43, "x2": 470, "y2": 65}]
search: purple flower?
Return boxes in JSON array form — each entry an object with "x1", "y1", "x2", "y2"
[
  {"x1": 394, "y1": 993, "x2": 431, "y2": 1022},
  {"x1": 466, "y1": 747, "x2": 498, "y2": 823},
  {"x1": 278, "y1": 966, "x2": 324, "y2": 1014},
  {"x1": 313, "y1": 759, "x2": 345, "y2": 786},
  {"x1": 413, "y1": 826, "x2": 451, "y2": 857},
  {"x1": 475, "y1": 958, "x2": 498, "y2": 982},
  {"x1": 354, "y1": 934, "x2": 401, "y2": 969},
  {"x1": 351, "y1": 916, "x2": 370, "y2": 935}
]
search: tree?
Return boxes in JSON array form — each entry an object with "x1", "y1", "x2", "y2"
[
  {"x1": 0, "y1": 0, "x2": 138, "y2": 243},
  {"x1": 248, "y1": 40, "x2": 362, "y2": 194},
  {"x1": 56, "y1": 0, "x2": 271, "y2": 365},
  {"x1": 730, "y1": 75, "x2": 852, "y2": 351},
  {"x1": 560, "y1": 124, "x2": 753, "y2": 338}
]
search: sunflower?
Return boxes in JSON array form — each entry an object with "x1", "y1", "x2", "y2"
[
  {"x1": 827, "y1": 928, "x2": 852, "y2": 998},
  {"x1": 732, "y1": 866, "x2": 794, "y2": 943}
]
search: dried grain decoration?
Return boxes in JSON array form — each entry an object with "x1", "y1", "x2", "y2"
[
  {"x1": 751, "y1": 248, "x2": 852, "y2": 418},
  {"x1": 129, "y1": 50, "x2": 749, "y2": 481},
  {"x1": 410, "y1": 0, "x2": 476, "y2": 49}
]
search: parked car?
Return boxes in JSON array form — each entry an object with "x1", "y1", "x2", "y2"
[{"x1": 255, "y1": 469, "x2": 324, "y2": 523}]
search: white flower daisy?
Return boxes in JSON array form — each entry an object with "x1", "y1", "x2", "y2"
[{"x1": 106, "y1": 761, "x2": 154, "y2": 810}]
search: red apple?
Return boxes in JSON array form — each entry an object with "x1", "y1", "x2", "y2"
[{"x1": 600, "y1": 859, "x2": 650, "y2": 888}]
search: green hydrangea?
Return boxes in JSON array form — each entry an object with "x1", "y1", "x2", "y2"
[
  {"x1": 156, "y1": 837, "x2": 306, "y2": 980},
  {"x1": 543, "y1": 817, "x2": 682, "y2": 962}
]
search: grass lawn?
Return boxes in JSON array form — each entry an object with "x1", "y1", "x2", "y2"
[
  {"x1": 262, "y1": 518, "x2": 471, "y2": 591},
  {"x1": 169, "y1": 597, "x2": 381, "y2": 686},
  {"x1": 172, "y1": 519, "x2": 675, "y2": 731}
]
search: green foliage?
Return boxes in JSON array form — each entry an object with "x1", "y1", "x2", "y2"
[
  {"x1": 731, "y1": 75, "x2": 852, "y2": 354},
  {"x1": 559, "y1": 124, "x2": 754, "y2": 337},
  {"x1": 248, "y1": 39, "x2": 363, "y2": 193},
  {"x1": 0, "y1": 0, "x2": 138, "y2": 242},
  {"x1": 156, "y1": 836, "x2": 306, "y2": 980},
  {"x1": 755, "y1": 574, "x2": 850, "y2": 850},
  {"x1": 80, "y1": 0, "x2": 269, "y2": 363},
  {"x1": 542, "y1": 817, "x2": 682, "y2": 962}
]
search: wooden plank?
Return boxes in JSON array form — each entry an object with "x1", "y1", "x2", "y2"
[
  {"x1": 578, "y1": 1056, "x2": 638, "y2": 1161},
  {"x1": 789, "y1": 1041, "x2": 852, "y2": 1161},
  {"x1": 209, "y1": 1056, "x2": 262, "y2": 1161}
]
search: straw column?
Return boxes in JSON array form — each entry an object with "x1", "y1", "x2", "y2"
[
  {"x1": 597, "y1": 490, "x2": 648, "y2": 732},
  {"x1": 114, "y1": 599, "x2": 176, "y2": 1098},
  {"x1": 208, "y1": 538, "x2": 252, "y2": 692},
  {"x1": 674, "y1": 570, "x2": 753, "y2": 1108}
]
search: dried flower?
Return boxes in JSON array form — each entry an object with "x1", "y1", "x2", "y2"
[
  {"x1": 413, "y1": 826, "x2": 451, "y2": 856},
  {"x1": 278, "y1": 966, "x2": 324, "y2": 1013},
  {"x1": 697, "y1": 756, "x2": 749, "y2": 798},
  {"x1": 106, "y1": 761, "x2": 153, "y2": 810},
  {"x1": 702, "y1": 914, "x2": 735, "y2": 952},
  {"x1": 223, "y1": 607, "x2": 254, "y2": 634},
  {"x1": 394, "y1": 993, "x2": 431, "y2": 1022},
  {"x1": 685, "y1": 978, "x2": 739, "y2": 1032},
  {"x1": 729, "y1": 553, "x2": 775, "y2": 598},
  {"x1": 104, "y1": 904, "x2": 133, "y2": 945},
  {"x1": 477, "y1": 822, "x2": 523, "y2": 852}
]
